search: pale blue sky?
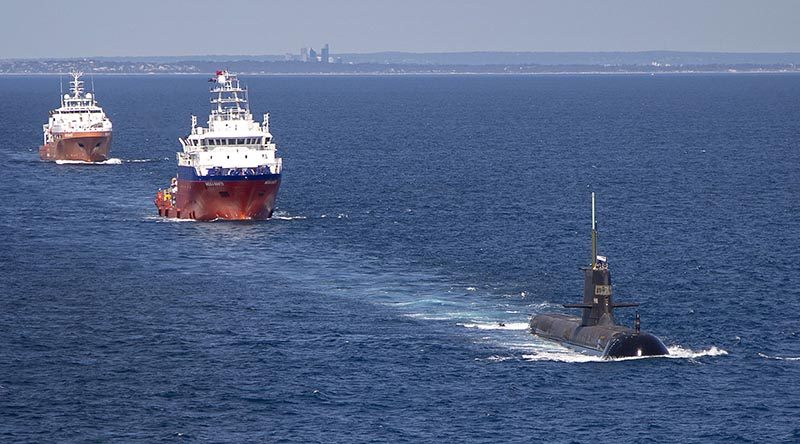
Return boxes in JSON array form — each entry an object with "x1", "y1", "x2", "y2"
[{"x1": 2, "y1": 0, "x2": 799, "y2": 58}]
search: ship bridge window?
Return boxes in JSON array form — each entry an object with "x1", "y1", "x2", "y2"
[
  {"x1": 209, "y1": 139, "x2": 216, "y2": 146},
  {"x1": 237, "y1": 138, "x2": 245, "y2": 145}
]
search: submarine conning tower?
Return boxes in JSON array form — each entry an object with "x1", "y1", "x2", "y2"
[
  {"x1": 530, "y1": 192, "x2": 668, "y2": 358},
  {"x1": 564, "y1": 193, "x2": 640, "y2": 327},
  {"x1": 580, "y1": 262, "x2": 615, "y2": 326}
]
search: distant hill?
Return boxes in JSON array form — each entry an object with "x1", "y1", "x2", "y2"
[
  {"x1": 6, "y1": 51, "x2": 800, "y2": 66},
  {"x1": 332, "y1": 51, "x2": 800, "y2": 66}
]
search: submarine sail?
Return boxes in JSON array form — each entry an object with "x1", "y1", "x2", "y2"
[{"x1": 529, "y1": 193, "x2": 669, "y2": 358}]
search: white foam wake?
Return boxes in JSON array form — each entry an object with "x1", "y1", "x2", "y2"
[
  {"x1": 458, "y1": 321, "x2": 530, "y2": 331},
  {"x1": 320, "y1": 213, "x2": 349, "y2": 219},
  {"x1": 516, "y1": 345, "x2": 728, "y2": 363},
  {"x1": 123, "y1": 158, "x2": 161, "y2": 163},
  {"x1": 55, "y1": 158, "x2": 122, "y2": 165},
  {"x1": 665, "y1": 345, "x2": 728, "y2": 359},
  {"x1": 758, "y1": 353, "x2": 800, "y2": 361},
  {"x1": 271, "y1": 212, "x2": 308, "y2": 221},
  {"x1": 143, "y1": 215, "x2": 195, "y2": 223}
]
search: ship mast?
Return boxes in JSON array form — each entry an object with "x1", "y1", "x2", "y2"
[
  {"x1": 591, "y1": 192, "x2": 598, "y2": 269},
  {"x1": 210, "y1": 70, "x2": 249, "y2": 122},
  {"x1": 69, "y1": 72, "x2": 84, "y2": 98}
]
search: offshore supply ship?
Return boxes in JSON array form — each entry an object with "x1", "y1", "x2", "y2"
[
  {"x1": 530, "y1": 193, "x2": 669, "y2": 358},
  {"x1": 40, "y1": 72, "x2": 113, "y2": 162},
  {"x1": 155, "y1": 70, "x2": 282, "y2": 220}
]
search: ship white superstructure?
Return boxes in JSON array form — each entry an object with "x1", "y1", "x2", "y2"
[
  {"x1": 43, "y1": 72, "x2": 112, "y2": 145},
  {"x1": 178, "y1": 70, "x2": 282, "y2": 177}
]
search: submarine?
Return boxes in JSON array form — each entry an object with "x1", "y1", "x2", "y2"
[{"x1": 530, "y1": 193, "x2": 669, "y2": 359}]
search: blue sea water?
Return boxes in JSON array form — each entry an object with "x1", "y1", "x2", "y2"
[{"x1": 1, "y1": 74, "x2": 799, "y2": 443}]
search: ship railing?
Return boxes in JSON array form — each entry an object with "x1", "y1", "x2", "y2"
[{"x1": 202, "y1": 164, "x2": 280, "y2": 177}]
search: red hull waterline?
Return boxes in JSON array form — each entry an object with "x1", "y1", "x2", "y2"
[
  {"x1": 39, "y1": 131, "x2": 113, "y2": 162},
  {"x1": 155, "y1": 179, "x2": 281, "y2": 221}
]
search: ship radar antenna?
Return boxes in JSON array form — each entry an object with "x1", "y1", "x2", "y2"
[
  {"x1": 69, "y1": 71, "x2": 84, "y2": 97},
  {"x1": 591, "y1": 192, "x2": 598, "y2": 269}
]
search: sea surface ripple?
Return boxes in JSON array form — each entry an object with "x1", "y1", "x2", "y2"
[{"x1": 1, "y1": 74, "x2": 799, "y2": 442}]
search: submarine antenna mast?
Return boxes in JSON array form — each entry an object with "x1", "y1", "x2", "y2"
[{"x1": 591, "y1": 192, "x2": 598, "y2": 269}]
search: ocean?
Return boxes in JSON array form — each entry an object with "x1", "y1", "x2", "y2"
[{"x1": 1, "y1": 74, "x2": 799, "y2": 442}]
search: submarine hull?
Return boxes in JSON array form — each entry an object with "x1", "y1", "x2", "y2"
[{"x1": 530, "y1": 313, "x2": 669, "y2": 359}]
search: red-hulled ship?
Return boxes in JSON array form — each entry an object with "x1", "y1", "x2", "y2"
[
  {"x1": 40, "y1": 72, "x2": 113, "y2": 162},
  {"x1": 155, "y1": 70, "x2": 282, "y2": 221}
]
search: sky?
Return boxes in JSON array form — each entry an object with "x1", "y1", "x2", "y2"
[{"x1": 1, "y1": 0, "x2": 800, "y2": 58}]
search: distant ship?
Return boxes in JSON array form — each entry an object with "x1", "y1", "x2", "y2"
[
  {"x1": 40, "y1": 72, "x2": 113, "y2": 162},
  {"x1": 154, "y1": 70, "x2": 282, "y2": 221},
  {"x1": 530, "y1": 193, "x2": 669, "y2": 358}
]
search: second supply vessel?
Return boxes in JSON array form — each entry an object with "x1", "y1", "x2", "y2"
[
  {"x1": 40, "y1": 72, "x2": 113, "y2": 162},
  {"x1": 155, "y1": 70, "x2": 282, "y2": 220}
]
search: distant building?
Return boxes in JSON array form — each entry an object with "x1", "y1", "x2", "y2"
[
  {"x1": 321, "y1": 44, "x2": 329, "y2": 64},
  {"x1": 299, "y1": 44, "x2": 332, "y2": 63}
]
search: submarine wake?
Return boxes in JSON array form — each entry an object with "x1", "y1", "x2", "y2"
[{"x1": 516, "y1": 344, "x2": 727, "y2": 363}]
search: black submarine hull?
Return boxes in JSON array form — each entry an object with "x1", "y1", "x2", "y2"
[{"x1": 530, "y1": 313, "x2": 669, "y2": 358}]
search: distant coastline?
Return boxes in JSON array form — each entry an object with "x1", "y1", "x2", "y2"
[{"x1": 2, "y1": 51, "x2": 799, "y2": 75}]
